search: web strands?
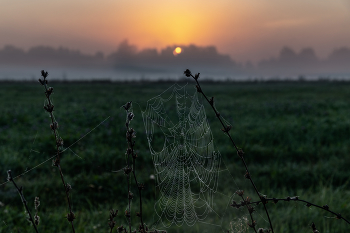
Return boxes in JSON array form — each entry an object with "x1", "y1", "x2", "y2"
[{"x1": 142, "y1": 84, "x2": 221, "y2": 228}]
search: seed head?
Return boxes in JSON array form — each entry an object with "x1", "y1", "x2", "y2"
[
  {"x1": 117, "y1": 226, "x2": 124, "y2": 232},
  {"x1": 34, "y1": 214, "x2": 40, "y2": 226},
  {"x1": 52, "y1": 158, "x2": 60, "y2": 167},
  {"x1": 109, "y1": 209, "x2": 118, "y2": 219},
  {"x1": 123, "y1": 101, "x2": 132, "y2": 111},
  {"x1": 244, "y1": 171, "x2": 251, "y2": 180},
  {"x1": 311, "y1": 222, "x2": 319, "y2": 233},
  {"x1": 221, "y1": 125, "x2": 232, "y2": 133},
  {"x1": 195, "y1": 85, "x2": 202, "y2": 93},
  {"x1": 194, "y1": 73, "x2": 200, "y2": 80},
  {"x1": 34, "y1": 197, "x2": 40, "y2": 210},
  {"x1": 126, "y1": 128, "x2": 136, "y2": 139},
  {"x1": 128, "y1": 191, "x2": 134, "y2": 200},
  {"x1": 127, "y1": 112, "x2": 134, "y2": 121},
  {"x1": 237, "y1": 149, "x2": 244, "y2": 158},
  {"x1": 56, "y1": 137, "x2": 64, "y2": 148},
  {"x1": 247, "y1": 205, "x2": 255, "y2": 214},
  {"x1": 38, "y1": 78, "x2": 46, "y2": 85},
  {"x1": 245, "y1": 196, "x2": 252, "y2": 205},
  {"x1": 7, "y1": 170, "x2": 12, "y2": 181},
  {"x1": 66, "y1": 211, "x2": 75, "y2": 222},
  {"x1": 236, "y1": 190, "x2": 244, "y2": 196},
  {"x1": 109, "y1": 220, "x2": 116, "y2": 229},
  {"x1": 230, "y1": 200, "x2": 241, "y2": 209},
  {"x1": 44, "y1": 104, "x2": 54, "y2": 113},
  {"x1": 138, "y1": 183, "x2": 145, "y2": 190},
  {"x1": 50, "y1": 121, "x2": 58, "y2": 130},
  {"x1": 247, "y1": 220, "x2": 256, "y2": 228},
  {"x1": 66, "y1": 183, "x2": 72, "y2": 193},
  {"x1": 260, "y1": 195, "x2": 267, "y2": 204},
  {"x1": 125, "y1": 148, "x2": 132, "y2": 156},
  {"x1": 123, "y1": 166, "x2": 132, "y2": 175},
  {"x1": 41, "y1": 70, "x2": 49, "y2": 79},
  {"x1": 184, "y1": 69, "x2": 192, "y2": 77},
  {"x1": 209, "y1": 97, "x2": 214, "y2": 106},
  {"x1": 45, "y1": 87, "x2": 54, "y2": 97}
]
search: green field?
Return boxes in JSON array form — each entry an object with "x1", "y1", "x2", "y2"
[{"x1": 1, "y1": 80, "x2": 350, "y2": 232}]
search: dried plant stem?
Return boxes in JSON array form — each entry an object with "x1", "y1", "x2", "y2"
[
  {"x1": 239, "y1": 196, "x2": 258, "y2": 233},
  {"x1": 125, "y1": 108, "x2": 132, "y2": 233},
  {"x1": 123, "y1": 102, "x2": 145, "y2": 232},
  {"x1": 7, "y1": 170, "x2": 39, "y2": 233},
  {"x1": 39, "y1": 70, "x2": 75, "y2": 233},
  {"x1": 251, "y1": 196, "x2": 350, "y2": 225},
  {"x1": 185, "y1": 69, "x2": 274, "y2": 232},
  {"x1": 131, "y1": 146, "x2": 145, "y2": 232},
  {"x1": 127, "y1": 171, "x2": 131, "y2": 233}
]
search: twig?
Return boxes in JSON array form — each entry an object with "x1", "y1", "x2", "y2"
[
  {"x1": 7, "y1": 170, "x2": 39, "y2": 233},
  {"x1": 184, "y1": 69, "x2": 274, "y2": 232},
  {"x1": 250, "y1": 196, "x2": 350, "y2": 225},
  {"x1": 38, "y1": 70, "x2": 75, "y2": 232}
]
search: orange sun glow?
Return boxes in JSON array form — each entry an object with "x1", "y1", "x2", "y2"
[{"x1": 173, "y1": 47, "x2": 182, "y2": 56}]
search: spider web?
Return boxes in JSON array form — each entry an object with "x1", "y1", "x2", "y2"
[{"x1": 142, "y1": 84, "x2": 221, "y2": 227}]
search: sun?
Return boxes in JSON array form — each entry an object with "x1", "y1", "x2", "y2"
[{"x1": 173, "y1": 47, "x2": 182, "y2": 56}]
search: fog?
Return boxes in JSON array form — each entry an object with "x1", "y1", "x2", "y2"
[{"x1": 1, "y1": 41, "x2": 349, "y2": 81}]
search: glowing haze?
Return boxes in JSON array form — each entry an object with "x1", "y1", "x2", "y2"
[{"x1": 1, "y1": 0, "x2": 350, "y2": 62}]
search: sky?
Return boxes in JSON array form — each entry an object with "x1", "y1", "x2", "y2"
[{"x1": 1, "y1": 0, "x2": 350, "y2": 62}]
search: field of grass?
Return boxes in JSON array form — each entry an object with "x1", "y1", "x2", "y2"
[{"x1": 1, "y1": 80, "x2": 350, "y2": 232}]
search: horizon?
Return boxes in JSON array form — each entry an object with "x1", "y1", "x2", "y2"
[{"x1": 1, "y1": 42, "x2": 350, "y2": 64}]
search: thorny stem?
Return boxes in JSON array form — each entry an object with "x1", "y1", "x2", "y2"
[
  {"x1": 39, "y1": 71, "x2": 75, "y2": 233},
  {"x1": 7, "y1": 170, "x2": 39, "y2": 233},
  {"x1": 187, "y1": 70, "x2": 274, "y2": 233},
  {"x1": 251, "y1": 196, "x2": 350, "y2": 225}
]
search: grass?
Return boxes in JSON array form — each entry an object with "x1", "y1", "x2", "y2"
[{"x1": 0, "y1": 80, "x2": 350, "y2": 232}]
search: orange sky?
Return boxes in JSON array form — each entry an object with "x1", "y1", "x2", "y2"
[{"x1": 1, "y1": 0, "x2": 350, "y2": 62}]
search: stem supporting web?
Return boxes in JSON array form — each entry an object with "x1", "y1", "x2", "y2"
[{"x1": 142, "y1": 84, "x2": 221, "y2": 227}]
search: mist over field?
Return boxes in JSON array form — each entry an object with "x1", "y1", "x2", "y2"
[
  {"x1": 1, "y1": 41, "x2": 350, "y2": 81},
  {"x1": 2, "y1": 1, "x2": 350, "y2": 232}
]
